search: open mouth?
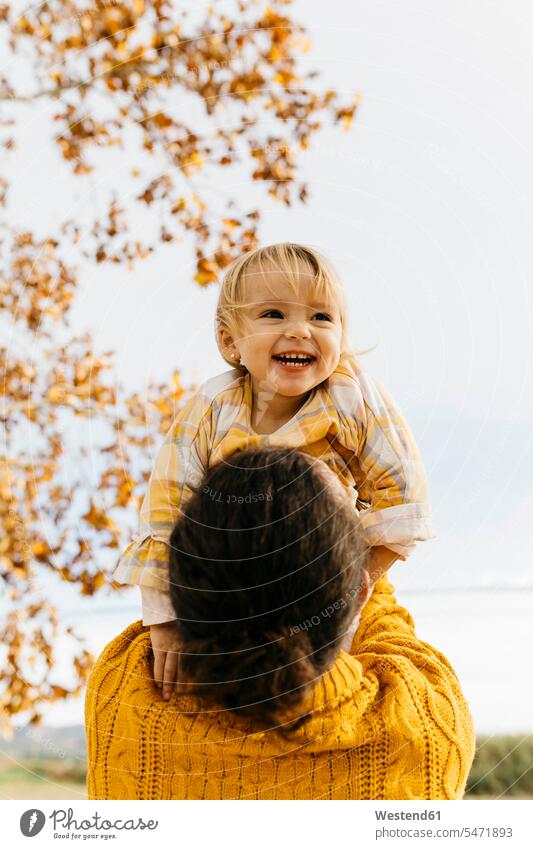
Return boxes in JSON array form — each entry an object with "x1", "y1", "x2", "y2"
[{"x1": 272, "y1": 354, "x2": 316, "y2": 369}]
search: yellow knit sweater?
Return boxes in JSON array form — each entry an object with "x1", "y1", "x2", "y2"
[{"x1": 85, "y1": 578, "x2": 475, "y2": 800}]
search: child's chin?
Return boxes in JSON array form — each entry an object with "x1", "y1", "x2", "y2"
[
  {"x1": 274, "y1": 375, "x2": 323, "y2": 395},
  {"x1": 260, "y1": 362, "x2": 323, "y2": 390}
]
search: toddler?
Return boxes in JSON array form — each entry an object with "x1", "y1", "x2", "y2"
[{"x1": 113, "y1": 242, "x2": 435, "y2": 698}]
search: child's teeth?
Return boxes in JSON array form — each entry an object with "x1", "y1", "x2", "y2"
[{"x1": 275, "y1": 355, "x2": 312, "y2": 367}]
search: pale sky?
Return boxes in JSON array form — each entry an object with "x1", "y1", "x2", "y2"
[{"x1": 3, "y1": 0, "x2": 533, "y2": 733}]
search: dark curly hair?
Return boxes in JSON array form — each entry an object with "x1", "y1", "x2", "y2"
[{"x1": 168, "y1": 447, "x2": 368, "y2": 730}]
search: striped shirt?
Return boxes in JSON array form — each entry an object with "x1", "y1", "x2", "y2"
[{"x1": 114, "y1": 353, "x2": 435, "y2": 602}]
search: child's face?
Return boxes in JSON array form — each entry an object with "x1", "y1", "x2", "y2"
[{"x1": 231, "y1": 261, "x2": 343, "y2": 397}]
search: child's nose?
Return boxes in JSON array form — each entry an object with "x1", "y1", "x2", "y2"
[{"x1": 285, "y1": 321, "x2": 311, "y2": 338}]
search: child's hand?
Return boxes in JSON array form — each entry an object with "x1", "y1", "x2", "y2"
[
  {"x1": 150, "y1": 622, "x2": 181, "y2": 701},
  {"x1": 367, "y1": 545, "x2": 405, "y2": 584}
]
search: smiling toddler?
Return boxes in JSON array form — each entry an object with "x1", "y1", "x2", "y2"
[{"x1": 113, "y1": 242, "x2": 436, "y2": 698}]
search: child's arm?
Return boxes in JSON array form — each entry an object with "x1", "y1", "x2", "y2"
[
  {"x1": 113, "y1": 391, "x2": 212, "y2": 592},
  {"x1": 151, "y1": 621, "x2": 180, "y2": 700},
  {"x1": 140, "y1": 587, "x2": 180, "y2": 699},
  {"x1": 367, "y1": 544, "x2": 404, "y2": 584},
  {"x1": 113, "y1": 391, "x2": 213, "y2": 698},
  {"x1": 347, "y1": 369, "x2": 436, "y2": 558}
]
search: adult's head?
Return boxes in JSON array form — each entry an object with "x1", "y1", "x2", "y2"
[
  {"x1": 168, "y1": 446, "x2": 370, "y2": 729},
  {"x1": 88, "y1": 451, "x2": 475, "y2": 800}
]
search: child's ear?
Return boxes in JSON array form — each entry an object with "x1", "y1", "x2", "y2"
[{"x1": 219, "y1": 325, "x2": 235, "y2": 352}]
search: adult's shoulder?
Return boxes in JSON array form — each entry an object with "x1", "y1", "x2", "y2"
[
  {"x1": 86, "y1": 621, "x2": 151, "y2": 690},
  {"x1": 352, "y1": 577, "x2": 472, "y2": 730},
  {"x1": 350, "y1": 579, "x2": 475, "y2": 798},
  {"x1": 85, "y1": 622, "x2": 160, "y2": 800}
]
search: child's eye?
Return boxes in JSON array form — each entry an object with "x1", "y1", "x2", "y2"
[
  {"x1": 260, "y1": 310, "x2": 283, "y2": 318},
  {"x1": 314, "y1": 312, "x2": 332, "y2": 322}
]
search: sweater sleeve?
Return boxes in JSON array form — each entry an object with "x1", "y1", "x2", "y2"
[
  {"x1": 85, "y1": 620, "x2": 151, "y2": 801},
  {"x1": 352, "y1": 575, "x2": 417, "y2": 646},
  {"x1": 112, "y1": 391, "x2": 212, "y2": 592},
  {"x1": 350, "y1": 577, "x2": 476, "y2": 799}
]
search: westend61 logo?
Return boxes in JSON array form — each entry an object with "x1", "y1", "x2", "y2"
[{"x1": 19, "y1": 807, "x2": 159, "y2": 838}]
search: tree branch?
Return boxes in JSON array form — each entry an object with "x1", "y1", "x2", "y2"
[
  {"x1": 0, "y1": 79, "x2": 92, "y2": 102},
  {"x1": 0, "y1": 60, "x2": 149, "y2": 102}
]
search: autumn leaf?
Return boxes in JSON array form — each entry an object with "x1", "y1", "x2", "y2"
[
  {"x1": 82, "y1": 501, "x2": 119, "y2": 536},
  {"x1": 194, "y1": 257, "x2": 219, "y2": 285}
]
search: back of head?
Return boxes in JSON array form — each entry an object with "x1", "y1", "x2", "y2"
[{"x1": 168, "y1": 447, "x2": 368, "y2": 730}]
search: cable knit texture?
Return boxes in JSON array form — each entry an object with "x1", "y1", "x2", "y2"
[{"x1": 85, "y1": 578, "x2": 475, "y2": 800}]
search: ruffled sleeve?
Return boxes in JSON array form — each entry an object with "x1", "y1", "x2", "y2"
[
  {"x1": 113, "y1": 391, "x2": 212, "y2": 592},
  {"x1": 328, "y1": 358, "x2": 436, "y2": 554}
]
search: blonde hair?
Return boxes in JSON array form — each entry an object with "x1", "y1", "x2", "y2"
[{"x1": 215, "y1": 242, "x2": 371, "y2": 374}]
